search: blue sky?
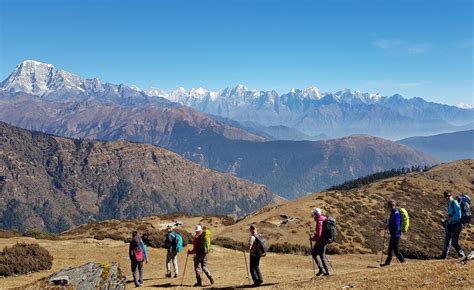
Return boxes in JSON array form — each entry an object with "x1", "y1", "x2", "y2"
[{"x1": 1, "y1": 0, "x2": 472, "y2": 105}]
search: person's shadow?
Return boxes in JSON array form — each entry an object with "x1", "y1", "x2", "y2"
[{"x1": 208, "y1": 283, "x2": 278, "y2": 289}]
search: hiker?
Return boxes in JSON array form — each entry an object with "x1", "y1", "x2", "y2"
[
  {"x1": 249, "y1": 224, "x2": 264, "y2": 287},
  {"x1": 188, "y1": 225, "x2": 214, "y2": 287},
  {"x1": 310, "y1": 208, "x2": 330, "y2": 276},
  {"x1": 380, "y1": 199, "x2": 405, "y2": 266},
  {"x1": 439, "y1": 191, "x2": 465, "y2": 259},
  {"x1": 164, "y1": 225, "x2": 180, "y2": 278},
  {"x1": 129, "y1": 231, "x2": 148, "y2": 287}
]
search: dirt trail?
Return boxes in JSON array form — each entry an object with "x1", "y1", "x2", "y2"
[{"x1": 0, "y1": 237, "x2": 472, "y2": 289}]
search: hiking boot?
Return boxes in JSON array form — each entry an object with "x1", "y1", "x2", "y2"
[
  {"x1": 323, "y1": 272, "x2": 331, "y2": 277},
  {"x1": 252, "y1": 280, "x2": 263, "y2": 287},
  {"x1": 380, "y1": 263, "x2": 389, "y2": 267},
  {"x1": 316, "y1": 269, "x2": 325, "y2": 277},
  {"x1": 209, "y1": 277, "x2": 215, "y2": 285},
  {"x1": 194, "y1": 282, "x2": 202, "y2": 287},
  {"x1": 173, "y1": 273, "x2": 178, "y2": 278},
  {"x1": 165, "y1": 273, "x2": 172, "y2": 278},
  {"x1": 436, "y1": 255, "x2": 447, "y2": 260}
]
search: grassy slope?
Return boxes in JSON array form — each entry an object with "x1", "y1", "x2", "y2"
[
  {"x1": 218, "y1": 160, "x2": 474, "y2": 258},
  {"x1": 0, "y1": 237, "x2": 472, "y2": 289}
]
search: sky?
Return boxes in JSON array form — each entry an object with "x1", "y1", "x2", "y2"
[{"x1": 0, "y1": 0, "x2": 472, "y2": 106}]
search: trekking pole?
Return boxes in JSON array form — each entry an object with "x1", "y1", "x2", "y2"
[
  {"x1": 309, "y1": 236, "x2": 316, "y2": 277},
  {"x1": 181, "y1": 253, "x2": 189, "y2": 286},
  {"x1": 327, "y1": 257, "x2": 336, "y2": 274},
  {"x1": 242, "y1": 248, "x2": 251, "y2": 285},
  {"x1": 380, "y1": 228, "x2": 387, "y2": 265}
]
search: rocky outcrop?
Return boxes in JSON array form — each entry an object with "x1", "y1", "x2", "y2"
[{"x1": 38, "y1": 262, "x2": 125, "y2": 289}]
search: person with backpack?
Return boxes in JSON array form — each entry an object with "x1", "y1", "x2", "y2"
[
  {"x1": 439, "y1": 191, "x2": 466, "y2": 259},
  {"x1": 380, "y1": 199, "x2": 405, "y2": 267},
  {"x1": 129, "y1": 231, "x2": 148, "y2": 287},
  {"x1": 249, "y1": 224, "x2": 266, "y2": 287},
  {"x1": 310, "y1": 208, "x2": 330, "y2": 276},
  {"x1": 164, "y1": 225, "x2": 181, "y2": 278},
  {"x1": 188, "y1": 225, "x2": 214, "y2": 287}
]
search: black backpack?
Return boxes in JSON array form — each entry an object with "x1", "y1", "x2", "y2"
[
  {"x1": 254, "y1": 235, "x2": 268, "y2": 257},
  {"x1": 322, "y1": 216, "x2": 337, "y2": 244},
  {"x1": 457, "y1": 194, "x2": 472, "y2": 226}
]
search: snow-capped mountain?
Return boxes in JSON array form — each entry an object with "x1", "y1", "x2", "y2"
[
  {"x1": 150, "y1": 84, "x2": 473, "y2": 139},
  {"x1": 1, "y1": 60, "x2": 473, "y2": 139},
  {"x1": 0, "y1": 60, "x2": 172, "y2": 107}
]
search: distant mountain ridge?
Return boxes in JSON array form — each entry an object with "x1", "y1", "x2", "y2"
[
  {"x1": 0, "y1": 60, "x2": 438, "y2": 199},
  {"x1": 397, "y1": 130, "x2": 474, "y2": 162},
  {"x1": 0, "y1": 121, "x2": 280, "y2": 233},
  {"x1": 1, "y1": 60, "x2": 472, "y2": 140},
  {"x1": 148, "y1": 86, "x2": 474, "y2": 140}
]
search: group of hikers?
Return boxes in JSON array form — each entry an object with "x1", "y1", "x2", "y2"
[{"x1": 127, "y1": 190, "x2": 471, "y2": 287}]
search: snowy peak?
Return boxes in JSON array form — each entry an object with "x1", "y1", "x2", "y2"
[
  {"x1": 302, "y1": 86, "x2": 322, "y2": 99},
  {"x1": 1, "y1": 60, "x2": 85, "y2": 96}
]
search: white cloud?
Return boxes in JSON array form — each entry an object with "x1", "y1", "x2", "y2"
[
  {"x1": 372, "y1": 39, "x2": 403, "y2": 49},
  {"x1": 398, "y1": 82, "x2": 423, "y2": 87},
  {"x1": 372, "y1": 38, "x2": 431, "y2": 54}
]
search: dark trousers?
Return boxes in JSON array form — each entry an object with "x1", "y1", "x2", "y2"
[
  {"x1": 250, "y1": 255, "x2": 263, "y2": 284},
  {"x1": 442, "y1": 222, "x2": 465, "y2": 258},
  {"x1": 131, "y1": 260, "x2": 144, "y2": 286},
  {"x1": 312, "y1": 244, "x2": 329, "y2": 274},
  {"x1": 385, "y1": 236, "x2": 405, "y2": 265},
  {"x1": 194, "y1": 254, "x2": 212, "y2": 284}
]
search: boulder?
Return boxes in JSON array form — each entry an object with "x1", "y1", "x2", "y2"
[{"x1": 44, "y1": 262, "x2": 125, "y2": 289}]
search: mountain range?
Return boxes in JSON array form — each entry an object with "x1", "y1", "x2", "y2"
[
  {"x1": 145, "y1": 85, "x2": 474, "y2": 140},
  {"x1": 397, "y1": 130, "x2": 474, "y2": 162},
  {"x1": 0, "y1": 121, "x2": 281, "y2": 233},
  {"x1": 2, "y1": 60, "x2": 473, "y2": 140},
  {"x1": 0, "y1": 61, "x2": 438, "y2": 198}
]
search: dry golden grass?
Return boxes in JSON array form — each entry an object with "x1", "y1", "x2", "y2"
[
  {"x1": 218, "y1": 160, "x2": 474, "y2": 258},
  {"x1": 0, "y1": 237, "x2": 472, "y2": 289}
]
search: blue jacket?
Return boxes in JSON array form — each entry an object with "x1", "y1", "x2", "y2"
[
  {"x1": 388, "y1": 208, "x2": 401, "y2": 238},
  {"x1": 447, "y1": 199, "x2": 462, "y2": 224}
]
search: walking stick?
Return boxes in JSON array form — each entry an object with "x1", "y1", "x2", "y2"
[
  {"x1": 309, "y1": 236, "x2": 317, "y2": 277},
  {"x1": 380, "y1": 227, "x2": 387, "y2": 265},
  {"x1": 181, "y1": 253, "x2": 189, "y2": 286},
  {"x1": 242, "y1": 249, "x2": 251, "y2": 285},
  {"x1": 327, "y1": 257, "x2": 336, "y2": 273}
]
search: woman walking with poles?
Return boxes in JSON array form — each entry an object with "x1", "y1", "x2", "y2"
[
  {"x1": 380, "y1": 199, "x2": 405, "y2": 267},
  {"x1": 310, "y1": 208, "x2": 331, "y2": 277}
]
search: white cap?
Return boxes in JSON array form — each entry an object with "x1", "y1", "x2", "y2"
[
  {"x1": 194, "y1": 225, "x2": 202, "y2": 232},
  {"x1": 312, "y1": 208, "x2": 322, "y2": 216}
]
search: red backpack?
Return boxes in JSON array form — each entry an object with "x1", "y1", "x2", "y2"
[{"x1": 132, "y1": 240, "x2": 144, "y2": 262}]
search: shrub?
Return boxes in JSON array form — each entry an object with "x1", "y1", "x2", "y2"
[
  {"x1": 0, "y1": 243, "x2": 53, "y2": 276},
  {"x1": 268, "y1": 243, "x2": 311, "y2": 255},
  {"x1": 213, "y1": 237, "x2": 245, "y2": 251},
  {"x1": 0, "y1": 229, "x2": 21, "y2": 239},
  {"x1": 23, "y1": 228, "x2": 59, "y2": 240}
]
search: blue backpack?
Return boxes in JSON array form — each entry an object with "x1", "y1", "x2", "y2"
[{"x1": 174, "y1": 233, "x2": 183, "y2": 253}]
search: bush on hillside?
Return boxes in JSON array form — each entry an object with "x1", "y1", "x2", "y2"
[
  {"x1": 268, "y1": 243, "x2": 311, "y2": 255},
  {"x1": 0, "y1": 229, "x2": 21, "y2": 239},
  {"x1": 0, "y1": 243, "x2": 53, "y2": 276},
  {"x1": 23, "y1": 228, "x2": 59, "y2": 240},
  {"x1": 213, "y1": 237, "x2": 245, "y2": 251}
]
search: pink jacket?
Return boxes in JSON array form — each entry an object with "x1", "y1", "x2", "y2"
[{"x1": 312, "y1": 215, "x2": 327, "y2": 244}]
